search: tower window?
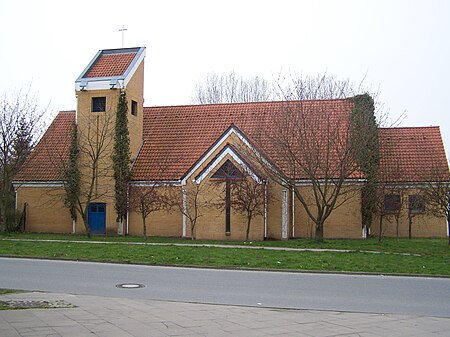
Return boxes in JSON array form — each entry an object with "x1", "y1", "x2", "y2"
[
  {"x1": 131, "y1": 100, "x2": 138, "y2": 116},
  {"x1": 92, "y1": 97, "x2": 106, "y2": 112}
]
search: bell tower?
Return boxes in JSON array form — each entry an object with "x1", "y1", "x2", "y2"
[{"x1": 74, "y1": 47, "x2": 145, "y2": 234}]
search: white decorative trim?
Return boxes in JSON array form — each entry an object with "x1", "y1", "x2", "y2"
[
  {"x1": 13, "y1": 181, "x2": 64, "y2": 188},
  {"x1": 294, "y1": 178, "x2": 366, "y2": 186},
  {"x1": 182, "y1": 185, "x2": 187, "y2": 238},
  {"x1": 281, "y1": 189, "x2": 288, "y2": 239},
  {"x1": 182, "y1": 126, "x2": 267, "y2": 185},
  {"x1": 124, "y1": 50, "x2": 145, "y2": 88},
  {"x1": 130, "y1": 180, "x2": 181, "y2": 187},
  {"x1": 194, "y1": 146, "x2": 262, "y2": 185},
  {"x1": 380, "y1": 182, "x2": 449, "y2": 189},
  {"x1": 291, "y1": 188, "x2": 295, "y2": 238},
  {"x1": 264, "y1": 181, "x2": 268, "y2": 238}
]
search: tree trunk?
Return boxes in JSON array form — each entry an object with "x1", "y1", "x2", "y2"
[
  {"x1": 315, "y1": 221, "x2": 324, "y2": 242},
  {"x1": 408, "y1": 216, "x2": 412, "y2": 239},
  {"x1": 378, "y1": 215, "x2": 383, "y2": 243},
  {"x1": 245, "y1": 214, "x2": 252, "y2": 242},
  {"x1": 142, "y1": 214, "x2": 147, "y2": 240},
  {"x1": 396, "y1": 217, "x2": 399, "y2": 241},
  {"x1": 191, "y1": 221, "x2": 196, "y2": 240},
  {"x1": 82, "y1": 213, "x2": 91, "y2": 238}
]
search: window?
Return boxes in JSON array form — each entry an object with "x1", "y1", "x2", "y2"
[
  {"x1": 408, "y1": 195, "x2": 425, "y2": 214},
  {"x1": 384, "y1": 194, "x2": 401, "y2": 213},
  {"x1": 92, "y1": 97, "x2": 106, "y2": 112},
  {"x1": 211, "y1": 160, "x2": 244, "y2": 179},
  {"x1": 131, "y1": 100, "x2": 138, "y2": 116}
]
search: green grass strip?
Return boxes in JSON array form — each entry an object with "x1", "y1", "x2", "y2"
[{"x1": 0, "y1": 239, "x2": 448, "y2": 276}]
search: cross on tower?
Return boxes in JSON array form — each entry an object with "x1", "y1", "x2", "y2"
[{"x1": 119, "y1": 25, "x2": 128, "y2": 48}]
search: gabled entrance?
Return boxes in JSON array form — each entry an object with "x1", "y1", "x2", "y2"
[{"x1": 88, "y1": 203, "x2": 106, "y2": 234}]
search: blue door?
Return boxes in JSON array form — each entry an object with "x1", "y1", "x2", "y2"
[{"x1": 88, "y1": 203, "x2": 106, "y2": 234}]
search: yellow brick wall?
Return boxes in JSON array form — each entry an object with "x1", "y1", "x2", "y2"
[
  {"x1": 124, "y1": 61, "x2": 144, "y2": 160},
  {"x1": 293, "y1": 185, "x2": 363, "y2": 239},
  {"x1": 371, "y1": 188, "x2": 447, "y2": 238},
  {"x1": 127, "y1": 185, "x2": 183, "y2": 237},
  {"x1": 16, "y1": 186, "x2": 73, "y2": 233},
  {"x1": 266, "y1": 181, "x2": 285, "y2": 240}
]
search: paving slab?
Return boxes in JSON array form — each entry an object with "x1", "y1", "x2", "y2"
[{"x1": 0, "y1": 291, "x2": 449, "y2": 337}]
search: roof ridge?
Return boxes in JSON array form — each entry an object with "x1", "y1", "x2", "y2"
[
  {"x1": 143, "y1": 97, "x2": 353, "y2": 110},
  {"x1": 380, "y1": 126, "x2": 440, "y2": 130}
]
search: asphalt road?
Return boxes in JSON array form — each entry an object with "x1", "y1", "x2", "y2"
[{"x1": 0, "y1": 257, "x2": 449, "y2": 317}]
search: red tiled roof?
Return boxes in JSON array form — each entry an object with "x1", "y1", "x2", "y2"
[
  {"x1": 14, "y1": 111, "x2": 75, "y2": 181},
  {"x1": 84, "y1": 52, "x2": 136, "y2": 78},
  {"x1": 378, "y1": 127, "x2": 450, "y2": 183},
  {"x1": 18, "y1": 104, "x2": 449, "y2": 185},
  {"x1": 132, "y1": 99, "x2": 356, "y2": 181}
]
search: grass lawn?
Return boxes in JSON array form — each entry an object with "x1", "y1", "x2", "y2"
[{"x1": 0, "y1": 233, "x2": 449, "y2": 276}]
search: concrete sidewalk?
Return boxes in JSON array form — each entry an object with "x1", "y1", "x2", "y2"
[{"x1": 0, "y1": 291, "x2": 449, "y2": 337}]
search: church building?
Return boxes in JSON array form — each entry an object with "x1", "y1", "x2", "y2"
[{"x1": 13, "y1": 47, "x2": 450, "y2": 240}]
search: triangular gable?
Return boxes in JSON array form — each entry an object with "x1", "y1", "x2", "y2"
[
  {"x1": 182, "y1": 124, "x2": 267, "y2": 185},
  {"x1": 194, "y1": 145, "x2": 262, "y2": 184}
]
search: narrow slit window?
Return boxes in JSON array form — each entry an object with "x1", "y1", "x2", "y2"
[{"x1": 131, "y1": 100, "x2": 138, "y2": 116}]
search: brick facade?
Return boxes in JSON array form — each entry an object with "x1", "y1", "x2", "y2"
[{"x1": 13, "y1": 47, "x2": 449, "y2": 240}]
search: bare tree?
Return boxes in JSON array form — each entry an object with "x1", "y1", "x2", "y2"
[
  {"x1": 407, "y1": 193, "x2": 426, "y2": 239},
  {"x1": 229, "y1": 175, "x2": 266, "y2": 242},
  {"x1": 192, "y1": 71, "x2": 275, "y2": 104},
  {"x1": 423, "y1": 166, "x2": 450, "y2": 245},
  {"x1": 254, "y1": 75, "x2": 372, "y2": 242},
  {"x1": 169, "y1": 183, "x2": 211, "y2": 240},
  {"x1": 0, "y1": 91, "x2": 45, "y2": 231},
  {"x1": 371, "y1": 186, "x2": 390, "y2": 243},
  {"x1": 129, "y1": 184, "x2": 169, "y2": 240},
  {"x1": 386, "y1": 190, "x2": 404, "y2": 241},
  {"x1": 58, "y1": 110, "x2": 114, "y2": 237}
]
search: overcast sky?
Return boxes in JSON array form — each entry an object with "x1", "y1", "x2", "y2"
[{"x1": 1, "y1": 0, "x2": 449, "y2": 157}]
